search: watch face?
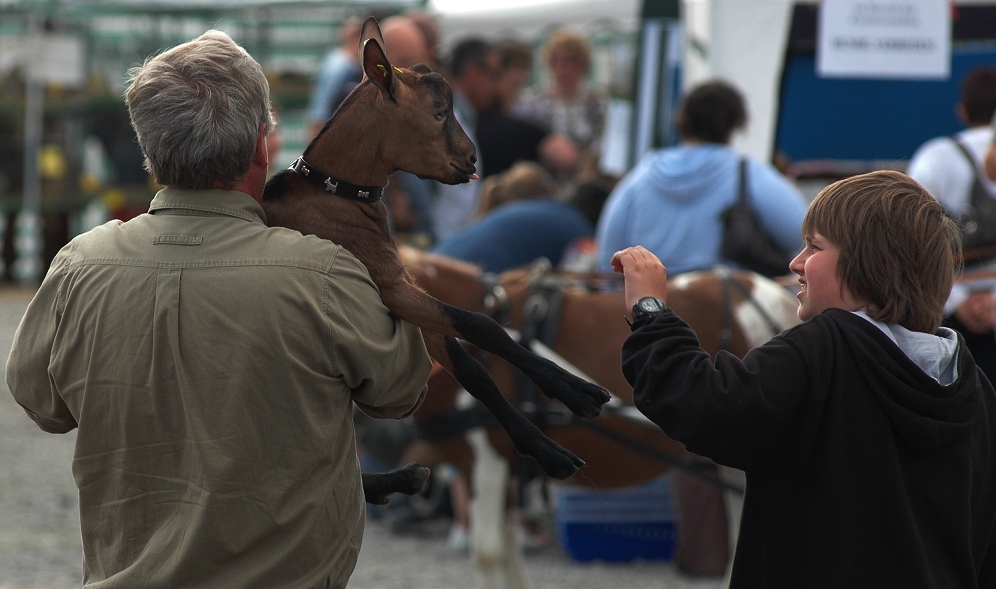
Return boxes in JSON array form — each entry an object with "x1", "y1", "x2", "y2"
[{"x1": 638, "y1": 297, "x2": 665, "y2": 313}]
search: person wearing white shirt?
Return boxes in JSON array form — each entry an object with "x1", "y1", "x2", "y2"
[{"x1": 908, "y1": 65, "x2": 996, "y2": 384}]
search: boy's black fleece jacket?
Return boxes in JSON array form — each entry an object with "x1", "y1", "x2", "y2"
[{"x1": 622, "y1": 308, "x2": 996, "y2": 589}]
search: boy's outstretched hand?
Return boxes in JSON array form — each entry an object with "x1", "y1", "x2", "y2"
[{"x1": 610, "y1": 246, "x2": 669, "y2": 312}]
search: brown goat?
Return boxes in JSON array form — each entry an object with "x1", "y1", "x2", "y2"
[{"x1": 260, "y1": 17, "x2": 610, "y2": 480}]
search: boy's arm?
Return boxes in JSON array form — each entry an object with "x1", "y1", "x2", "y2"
[
  {"x1": 6, "y1": 250, "x2": 77, "y2": 434},
  {"x1": 323, "y1": 251, "x2": 430, "y2": 420},
  {"x1": 981, "y1": 519, "x2": 996, "y2": 589},
  {"x1": 622, "y1": 311, "x2": 817, "y2": 471}
]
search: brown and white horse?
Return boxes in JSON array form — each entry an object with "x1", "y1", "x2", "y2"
[{"x1": 400, "y1": 246, "x2": 801, "y2": 588}]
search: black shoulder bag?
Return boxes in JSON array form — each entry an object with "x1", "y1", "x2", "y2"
[
  {"x1": 948, "y1": 137, "x2": 996, "y2": 258},
  {"x1": 720, "y1": 158, "x2": 793, "y2": 277}
]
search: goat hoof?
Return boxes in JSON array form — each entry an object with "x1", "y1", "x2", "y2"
[
  {"x1": 391, "y1": 462, "x2": 432, "y2": 495},
  {"x1": 361, "y1": 463, "x2": 432, "y2": 505},
  {"x1": 521, "y1": 440, "x2": 585, "y2": 480},
  {"x1": 548, "y1": 378, "x2": 612, "y2": 420}
]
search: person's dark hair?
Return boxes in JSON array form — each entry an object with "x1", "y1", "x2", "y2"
[
  {"x1": 448, "y1": 38, "x2": 494, "y2": 79},
  {"x1": 568, "y1": 180, "x2": 612, "y2": 227},
  {"x1": 497, "y1": 39, "x2": 533, "y2": 72},
  {"x1": 675, "y1": 80, "x2": 747, "y2": 144},
  {"x1": 802, "y1": 170, "x2": 961, "y2": 333},
  {"x1": 960, "y1": 66, "x2": 996, "y2": 125}
]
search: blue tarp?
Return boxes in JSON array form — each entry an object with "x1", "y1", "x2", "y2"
[{"x1": 776, "y1": 44, "x2": 996, "y2": 164}]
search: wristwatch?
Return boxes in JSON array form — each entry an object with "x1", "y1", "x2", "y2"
[{"x1": 631, "y1": 296, "x2": 668, "y2": 321}]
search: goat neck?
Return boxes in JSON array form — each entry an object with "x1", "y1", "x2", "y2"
[{"x1": 300, "y1": 87, "x2": 394, "y2": 190}]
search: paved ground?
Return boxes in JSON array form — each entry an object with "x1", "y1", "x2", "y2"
[{"x1": 0, "y1": 287, "x2": 721, "y2": 589}]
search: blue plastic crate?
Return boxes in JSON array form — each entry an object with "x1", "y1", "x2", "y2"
[
  {"x1": 553, "y1": 476, "x2": 677, "y2": 562},
  {"x1": 557, "y1": 520, "x2": 677, "y2": 562}
]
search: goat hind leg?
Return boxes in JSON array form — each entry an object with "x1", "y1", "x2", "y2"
[
  {"x1": 423, "y1": 332, "x2": 584, "y2": 480},
  {"x1": 382, "y1": 282, "x2": 610, "y2": 419}
]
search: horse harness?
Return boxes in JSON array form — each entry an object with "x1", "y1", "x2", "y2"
[
  {"x1": 717, "y1": 266, "x2": 786, "y2": 352},
  {"x1": 413, "y1": 265, "x2": 788, "y2": 495}
]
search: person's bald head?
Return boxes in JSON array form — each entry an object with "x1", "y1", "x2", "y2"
[{"x1": 381, "y1": 16, "x2": 433, "y2": 69}]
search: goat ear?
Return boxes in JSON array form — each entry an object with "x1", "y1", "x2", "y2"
[
  {"x1": 362, "y1": 37, "x2": 397, "y2": 103},
  {"x1": 359, "y1": 16, "x2": 385, "y2": 58}
]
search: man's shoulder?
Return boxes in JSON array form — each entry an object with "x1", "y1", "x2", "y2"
[
  {"x1": 71, "y1": 214, "x2": 348, "y2": 272},
  {"x1": 252, "y1": 224, "x2": 349, "y2": 270}
]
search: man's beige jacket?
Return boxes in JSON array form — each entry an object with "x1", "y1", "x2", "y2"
[{"x1": 6, "y1": 188, "x2": 431, "y2": 588}]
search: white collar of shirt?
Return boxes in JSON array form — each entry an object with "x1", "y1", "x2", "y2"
[{"x1": 852, "y1": 310, "x2": 959, "y2": 385}]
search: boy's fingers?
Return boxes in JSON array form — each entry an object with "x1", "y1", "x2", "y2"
[{"x1": 610, "y1": 248, "x2": 637, "y2": 273}]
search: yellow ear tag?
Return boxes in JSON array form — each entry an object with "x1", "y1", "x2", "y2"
[
  {"x1": 376, "y1": 64, "x2": 388, "y2": 76},
  {"x1": 393, "y1": 66, "x2": 404, "y2": 74}
]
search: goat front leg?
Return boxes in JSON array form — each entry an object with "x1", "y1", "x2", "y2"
[
  {"x1": 362, "y1": 463, "x2": 431, "y2": 505},
  {"x1": 382, "y1": 281, "x2": 610, "y2": 420},
  {"x1": 423, "y1": 332, "x2": 584, "y2": 480}
]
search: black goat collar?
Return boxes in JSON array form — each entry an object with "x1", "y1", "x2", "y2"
[{"x1": 288, "y1": 157, "x2": 384, "y2": 203}]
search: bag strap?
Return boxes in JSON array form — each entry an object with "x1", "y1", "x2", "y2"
[
  {"x1": 950, "y1": 136, "x2": 978, "y2": 175},
  {"x1": 950, "y1": 135, "x2": 991, "y2": 207},
  {"x1": 738, "y1": 157, "x2": 750, "y2": 206}
]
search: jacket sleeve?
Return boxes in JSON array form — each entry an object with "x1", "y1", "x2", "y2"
[
  {"x1": 5, "y1": 248, "x2": 77, "y2": 434},
  {"x1": 623, "y1": 310, "x2": 827, "y2": 471},
  {"x1": 323, "y1": 249, "x2": 430, "y2": 420}
]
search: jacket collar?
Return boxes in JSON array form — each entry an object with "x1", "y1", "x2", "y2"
[{"x1": 148, "y1": 188, "x2": 267, "y2": 224}]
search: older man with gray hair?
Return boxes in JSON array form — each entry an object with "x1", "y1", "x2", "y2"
[{"x1": 6, "y1": 29, "x2": 430, "y2": 588}]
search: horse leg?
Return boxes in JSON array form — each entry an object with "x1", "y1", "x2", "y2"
[
  {"x1": 361, "y1": 463, "x2": 431, "y2": 505},
  {"x1": 423, "y1": 332, "x2": 584, "y2": 480},
  {"x1": 466, "y1": 428, "x2": 533, "y2": 589},
  {"x1": 499, "y1": 514, "x2": 531, "y2": 589},
  {"x1": 383, "y1": 281, "x2": 610, "y2": 419}
]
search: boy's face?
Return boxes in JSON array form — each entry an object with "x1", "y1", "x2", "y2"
[{"x1": 789, "y1": 231, "x2": 864, "y2": 321}]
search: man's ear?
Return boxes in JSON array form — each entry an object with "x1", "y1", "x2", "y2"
[{"x1": 255, "y1": 124, "x2": 269, "y2": 168}]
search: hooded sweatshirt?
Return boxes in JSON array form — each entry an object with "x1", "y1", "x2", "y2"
[
  {"x1": 623, "y1": 308, "x2": 996, "y2": 588},
  {"x1": 596, "y1": 144, "x2": 809, "y2": 273}
]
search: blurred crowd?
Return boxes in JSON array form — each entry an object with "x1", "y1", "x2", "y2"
[
  {"x1": 302, "y1": 12, "x2": 617, "y2": 265},
  {"x1": 293, "y1": 12, "x2": 996, "y2": 574}
]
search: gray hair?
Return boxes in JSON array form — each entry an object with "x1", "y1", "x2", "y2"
[{"x1": 125, "y1": 30, "x2": 275, "y2": 189}]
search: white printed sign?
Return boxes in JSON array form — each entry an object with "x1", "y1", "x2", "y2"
[{"x1": 817, "y1": 0, "x2": 950, "y2": 79}]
